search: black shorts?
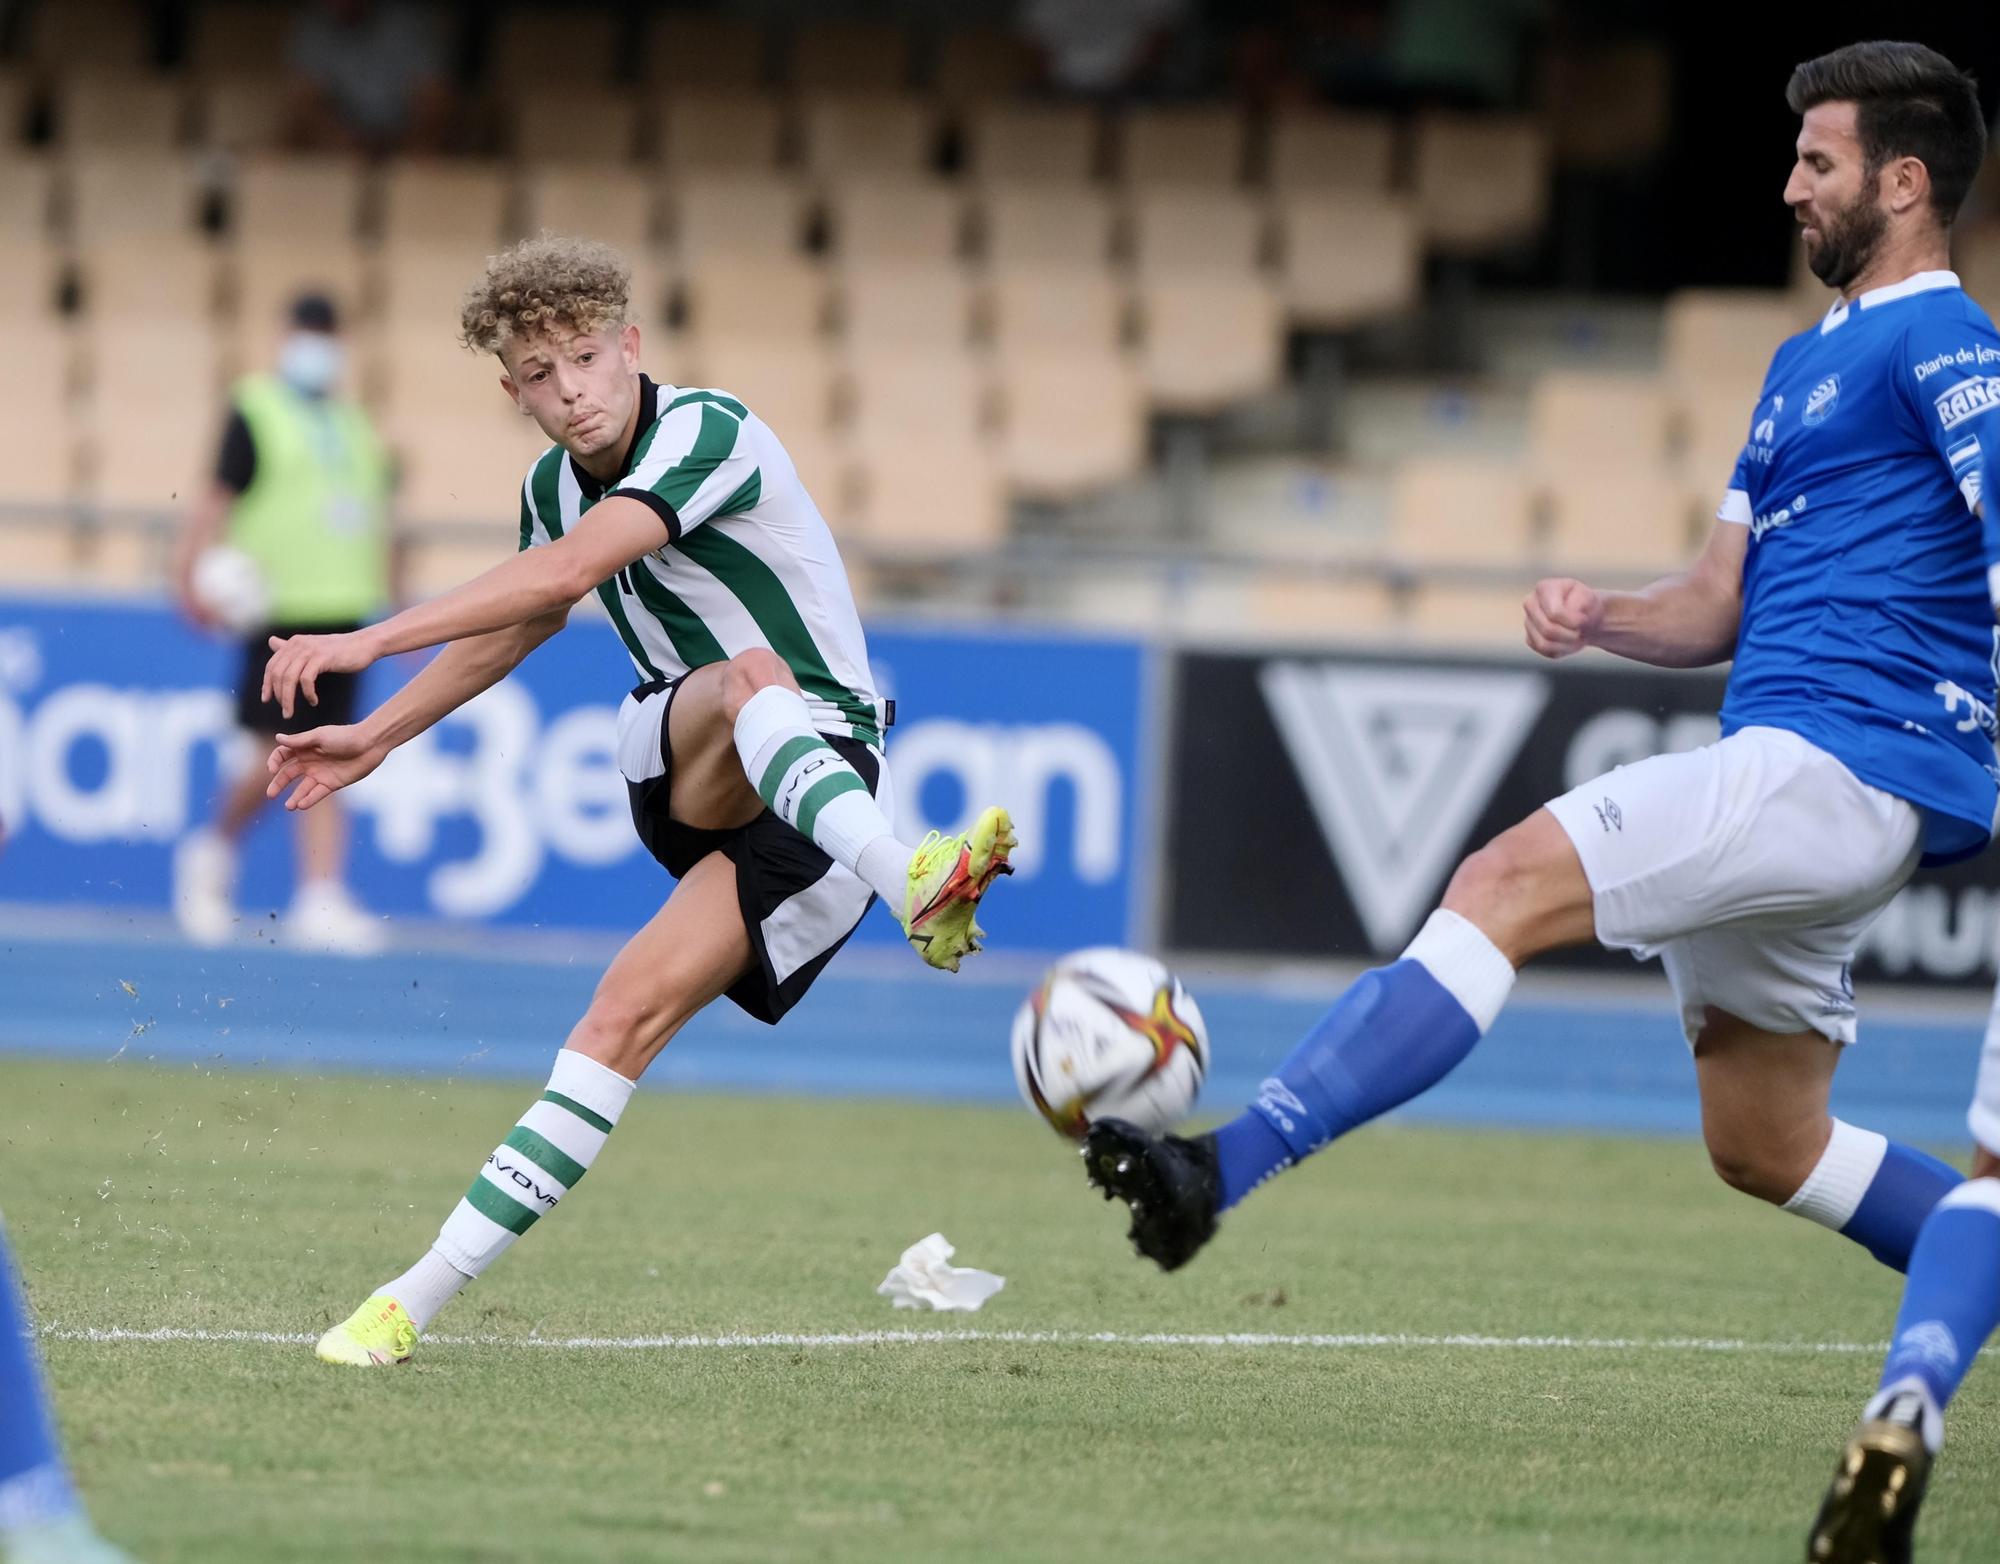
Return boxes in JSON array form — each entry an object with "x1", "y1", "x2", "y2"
[
  {"x1": 621, "y1": 676, "x2": 884, "y2": 1025},
  {"x1": 237, "y1": 620, "x2": 364, "y2": 733}
]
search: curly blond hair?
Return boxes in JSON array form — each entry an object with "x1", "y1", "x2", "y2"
[{"x1": 458, "y1": 234, "x2": 631, "y2": 354}]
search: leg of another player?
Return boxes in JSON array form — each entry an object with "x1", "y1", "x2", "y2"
[
  {"x1": 1696, "y1": 1010, "x2": 1960, "y2": 1270},
  {"x1": 172, "y1": 732, "x2": 278, "y2": 946},
  {"x1": 316, "y1": 855, "x2": 751, "y2": 1364}
]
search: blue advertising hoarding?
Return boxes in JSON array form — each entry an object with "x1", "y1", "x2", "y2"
[{"x1": 0, "y1": 595, "x2": 1146, "y2": 953}]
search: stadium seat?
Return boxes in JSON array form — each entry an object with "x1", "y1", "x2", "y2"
[
  {"x1": 799, "y1": 94, "x2": 939, "y2": 180},
  {"x1": 848, "y1": 436, "x2": 1006, "y2": 557},
  {"x1": 789, "y1": 20, "x2": 912, "y2": 91},
  {"x1": 676, "y1": 258, "x2": 829, "y2": 347},
  {"x1": 198, "y1": 76, "x2": 288, "y2": 153},
  {"x1": 379, "y1": 161, "x2": 513, "y2": 245},
  {"x1": 1547, "y1": 42, "x2": 1672, "y2": 171},
  {"x1": 1542, "y1": 467, "x2": 1699, "y2": 575},
  {"x1": 645, "y1": 14, "x2": 767, "y2": 90},
  {"x1": 65, "y1": 152, "x2": 204, "y2": 241},
  {"x1": 1248, "y1": 575, "x2": 1402, "y2": 640},
  {"x1": 1661, "y1": 290, "x2": 1808, "y2": 387},
  {"x1": 845, "y1": 349, "x2": 992, "y2": 448},
  {"x1": 52, "y1": 72, "x2": 186, "y2": 151},
  {"x1": 0, "y1": 240, "x2": 65, "y2": 326},
  {"x1": 1128, "y1": 188, "x2": 1269, "y2": 278},
  {"x1": 1137, "y1": 275, "x2": 1283, "y2": 414},
  {"x1": 1528, "y1": 372, "x2": 1675, "y2": 471},
  {"x1": 77, "y1": 239, "x2": 222, "y2": 323},
  {"x1": 84, "y1": 324, "x2": 224, "y2": 509},
  {"x1": 519, "y1": 164, "x2": 658, "y2": 254},
  {"x1": 512, "y1": 91, "x2": 646, "y2": 164},
  {"x1": 394, "y1": 413, "x2": 548, "y2": 527},
  {"x1": 1277, "y1": 193, "x2": 1421, "y2": 330},
  {"x1": 0, "y1": 157, "x2": 56, "y2": 240},
  {"x1": 186, "y1": 1, "x2": 295, "y2": 77},
  {"x1": 824, "y1": 177, "x2": 967, "y2": 264},
  {"x1": 228, "y1": 155, "x2": 366, "y2": 242},
  {"x1": 1410, "y1": 113, "x2": 1551, "y2": 254},
  {"x1": 987, "y1": 267, "x2": 1129, "y2": 354},
  {"x1": 0, "y1": 69, "x2": 27, "y2": 148},
  {"x1": 963, "y1": 102, "x2": 1100, "y2": 185},
  {"x1": 23, "y1": 0, "x2": 151, "y2": 71},
  {"x1": 1265, "y1": 109, "x2": 1398, "y2": 195},
  {"x1": 839, "y1": 264, "x2": 975, "y2": 350},
  {"x1": 933, "y1": 29, "x2": 1036, "y2": 104},
  {"x1": 406, "y1": 533, "x2": 518, "y2": 599},
  {"x1": 658, "y1": 92, "x2": 786, "y2": 175},
  {"x1": 1405, "y1": 583, "x2": 1535, "y2": 645},
  {"x1": 375, "y1": 240, "x2": 494, "y2": 333},
  {"x1": 11, "y1": 310, "x2": 77, "y2": 397},
  {"x1": 489, "y1": 7, "x2": 621, "y2": 89},
  {"x1": 229, "y1": 239, "x2": 369, "y2": 357},
  {"x1": 0, "y1": 521, "x2": 85, "y2": 586},
  {"x1": 1117, "y1": 105, "x2": 1247, "y2": 188},
  {"x1": 1388, "y1": 456, "x2": 1537, "y2": 566},
  {"x1": 1677, "y1": 378, "x2": 1757, "y2": 495},
  {"x1": 669, "y1": 174, "x2": 806, "y2": 261},
  {"x1": 86, "y1": 521, "x2": 163, "y2": 588},
  {"x1": 994, "y1": 351, "x2": 1147, "y2": 500},
  {"x1": 975, "y1": 183, "x2": 1117, "y2": 269},
  {"x1": 7, "y1": 387, "x2": 81, "y2": 508},
  {"x1": 1956, "y1": 223, "x2": 2000, "y2": 317}
]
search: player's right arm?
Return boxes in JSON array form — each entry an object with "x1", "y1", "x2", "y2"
[
  {"x1": 264, "y1": 609, "x2": 565, "y2": 811},
  {"x1": 1525, "y1": 519, "x2": 1746, "y2": 667}
]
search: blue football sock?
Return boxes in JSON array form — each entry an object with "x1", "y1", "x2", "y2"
[
  {"x1": 0, "y1": 1227, "x2": 79, "y2": 1535},
  {"x1": 1211, "y1": 910, "x2": 1515, "y2": 1211},
  {"x1": 1867, "y1": 1179, "x2": 2000, "y2": 1447},
  {"x1": 1784, "y1": 1121, "x2": 1960, "y2": 1272}
]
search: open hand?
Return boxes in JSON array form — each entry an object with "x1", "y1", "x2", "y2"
[
  {"x1": 265, "y1": 724, "x2": 387, "y2": 811},
  {"x1": 262, "y1": 628, "x2": 379, "y2": 719}
]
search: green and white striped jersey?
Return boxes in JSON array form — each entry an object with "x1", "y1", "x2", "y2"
[{"x1": 518, "y1": 375, "x2": 884, "y2": 747}]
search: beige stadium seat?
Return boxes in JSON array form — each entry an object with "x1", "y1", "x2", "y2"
[
  {"x1": 519, "y1": 164, "x2": 658, "y2": 253},
  {"x1": 1955, "y1": 223, "x2": 2000, "y2": 319},
  {"x1": 988, "y1": 267, "x2": 1128, "y2": 354},
  {"x1": 1662, "y1": 290, "x2": 1808, "y2": 388},
  {"x1": 78, "y1": 238, "x2": 222, "y2": 322},
  {"x1": 677, "y1": 258, "x2": 829, "y2": 347},
  {"x1": 0, "y1": 158, "x2": 57, "y2": 243},
  {"x1": 659, "y1": 93, "x2": 786, "y2": 176},
  {"x1": 647, "y1": 15, "x2": 767, "y2": 90},
  {"x1": 54, "y1": 72, "x2": 186, "y2": 150},
  {"x1": 489, "y1": 7, "x2": 620, "y2": 89},
  {"x1": 1137, "y1": 276, "x2": 1282, "y2": 413},
  {"x1": 789, "y1": 20, "x2": 911, "y2": 92},
  {"x1": 964, "y1": 102, "x2": 1100, "y2": 185},
  {"x1": 394, "y1": 414, "x2": 549, "y2": 527},
  {"x1": 1128, "y1": 188, "x2": 1269, "y2": 278},
  {"x1": 13, "y1": 313, "x2": 79, "y2": 398},
  {"x1": 7, "y1": 390, "x2": 81, "y2": 507},
  {"x1": 0, "y1": 240, "x2": 65, "y2": 326},
  {"x1": 511, "y1": 91, "x2": 645, "y2": 164},
  {"x1": 1249, "y1": 576, "x2": 1402, "y2": 641},
  {"x1": 229, "y1": 155, "x2": 366, "y2": 242},
  {"x1": 1543, "y1": 468, "x2": 1697, "y2": 575},
  {"x1": 799, "y1": 95, "x2": 937, "y2": 180},
  {"x1": 199, "y1": 76, "x2": 287, "y2": 152},
  {"x1": 1117, "y1": 105, "x2": 1246, "y2": 188},
  {"x1": 407, "y1": 533, "x2": 519, "y2": 599},
  {"x1": 977, "y1": 183, "x2": 1116, "y2": 269},
  {"x1": 1266, "y1": 109, "x2": 1398, "y2": 195},
  {"x1": 1678, "y1": 378, "x2": 1758, "y2": 494},
  {"x1": 376, "y1": 241, "x2": 493, "y2": 332},
  {"x1": 25, "y1": 0, "x2": 150, "y2": 70},
  {"x1": 846, "y1": 350, "x2": 991, "y2": 446},
  {"x1": 825, "y1": 178, "x2": 965, "y2": 264},
  {"x1": 995, "y1": 351, "x2": 1146, "y2": 500},
  {"x1": 85, "y1": 327, "x2": 224, "y2": 509},
  {"x1": 380, "y1": 331, "x2": 507, "y2": 421},
  {"x1": 1411, "y1": 113, "x2": 1551, "y2": 254},
  {"x1": 669, "y1": 174, "x2": 806, "y2": 261},
  {"x1": 187, "y1": 1, "x2": 295, "y2": 77},
  {"x1": 1528, "y1": 372, "x2": 1675, "y2": 472},
  {"x1": 839, "y1": 264, "x2": 974, "y2": 350},
  {"x1": 87, "y1": 521, "x2": 163, "y2": 589},
  {"x1": 848, "y1": 437, "x2": 1006, "y2": 557},
  {"x1": 1278, "y1": 193, "x2": 1421, "y2": 329},
  {"x1": 65, "y1": 152, "x2": 203, "y2": 241},
  {"x1": 934, "y1": 30, "x2": 1036, "y2": 104},
  {"x1": 0, "y1": 521, "x2": 86, "y2": 587},
  {"x1": 1389, "y1": 456, "x2": 1537, "y2": 567},
  {"x1": 1547, "y1": 43, "x2": 1672, "y2": 172},
  {"x1": 0, "y1": 69, "x2": 27, "y2": 147},
  {"x1": 1406, "y1": 584, "x2": 1536, "y2": 647},
  {"x1": 230, "y1": 239, "x2": 368, "y2": 354},
  {"x1": 379, "y1": 161, "x2": 513, "y2": 245}
]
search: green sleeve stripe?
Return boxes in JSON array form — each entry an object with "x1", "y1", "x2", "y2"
[
  {"x1": 795, "y1": 770, "x2": 867, "y2": 839},
  {"x1": 648, "y1": 402, "x2": 741, "y2": 515},
  {"x1": 530, "y1": 450, "x2": 563, "y2": 541},
  {"x1": 664, "y1": 389, "x2": 748, "y2": 420},
  {"x1": 713, "y1": 469, "x2": 761, "y2": 518},
  {"x1": 541, "y1": 1089, "x2": 614, "y2": 1135},
  {"x1": 517, "y1": 485, "x2": 535, "y2": 552},
  {"x1": 755, "y1": 735, "x2": 826, "y2": 810},
  {"x1": 502, "y1": 1126, "x2": 587, "y2": 1191},
  {"x1": 466, "y1": 1176, "x2": 540, "y2": 1234}
]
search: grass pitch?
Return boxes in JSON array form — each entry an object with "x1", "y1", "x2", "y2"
[{"x1": 7, "y1": 1056, "x2": 1997, "y2": 1563}]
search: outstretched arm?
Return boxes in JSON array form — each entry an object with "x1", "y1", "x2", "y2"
[{"x1": 1525, "y1": 519, "x2": 1747, "y2": 669}]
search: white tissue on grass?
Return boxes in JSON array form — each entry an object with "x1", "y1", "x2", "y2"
[{"x1": 875, "y1": 1232, "x2": 1005, "y2": 1312}]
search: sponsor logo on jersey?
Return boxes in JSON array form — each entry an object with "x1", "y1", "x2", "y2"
[
  {"x1": 1750, "y1": 493, "x2": 1809, "y2": 541},
  {"x1": 1936, "y1": 375, "x2": 2000, "y2": 431},
  {"x1": 1801, "y1": 374, "x2": 1841, "y2": 425},
  {"x1": 1260, "y1": 662, "x2": 1549, "y2": 951},
  {"x1": 1948, "y1": 435, "x2": 1983, "y2": 473},
  {"x1": 1913, "y1": 343, "x2": 2000, "y2": 382}
]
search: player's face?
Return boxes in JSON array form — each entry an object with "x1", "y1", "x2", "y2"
[
  {"x1": 498, "y1": 322, "x2": 643, "y2": 460},
  {"x1": 1785, "y1": 102, "x2": 1887, "y2": 291}
]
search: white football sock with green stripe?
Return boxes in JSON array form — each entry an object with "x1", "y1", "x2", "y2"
[
  {"x1": 383, "y1": 1049, "x2": 636, "y2": 1329},
  {"x1": 734, "y1": 684, "x2": 911, "y2": 904}
]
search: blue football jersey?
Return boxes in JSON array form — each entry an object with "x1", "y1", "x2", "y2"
[{"x1": 1719, "y1": 271, "x2": 2000, "y2": 865}]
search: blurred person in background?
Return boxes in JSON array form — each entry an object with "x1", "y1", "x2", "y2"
[
  {"x1": 171, "y1": 294, "x2": 395, "y2": 955},
  {"x1": 1017, "y1": 0, "x2": 1193, "y2": 99},
  {"x1": 284, "y1": 0, "x2": 455, "y2": 156}
]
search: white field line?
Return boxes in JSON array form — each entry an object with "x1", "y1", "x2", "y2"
[{"x1": 39, "y1": 1323, "x2": 1897, "y2": 1356}]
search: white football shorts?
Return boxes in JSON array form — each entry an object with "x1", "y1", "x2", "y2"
[
  {"x1": 1544, "y1": 725, "x2": 1921, "y2": 1045},
  {"x1": 1971, "y1": 990, "x2": 2000, "y2": 1155}
]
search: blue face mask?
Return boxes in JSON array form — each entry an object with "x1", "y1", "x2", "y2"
[{"x1": 278, "y1": 332, "x2": 345, "y2": 396}]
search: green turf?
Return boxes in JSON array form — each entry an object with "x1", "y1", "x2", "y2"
[{"x1": 5, "y1": 1057, "x2": 1995, "y2": 1563}]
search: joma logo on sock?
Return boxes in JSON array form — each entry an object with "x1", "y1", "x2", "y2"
[{"x1": 489, "y1": 1155, "x2": 560, "y2": 1208}]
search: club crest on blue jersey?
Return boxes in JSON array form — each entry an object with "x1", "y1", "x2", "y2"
[{"x1": 1801, "y1": 374, "x2": 1841, "y2": 425}]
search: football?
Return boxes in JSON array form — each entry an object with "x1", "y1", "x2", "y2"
[
  {"x1": 191, "y1": 545, "x2": 270, "y2": 634},
  {"x1": 1009, "y1": 947, "x2": 1210, "y2": 1139}
]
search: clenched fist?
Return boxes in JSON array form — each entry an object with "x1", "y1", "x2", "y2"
[{"x1": 1524, "y1": 577, "x2": 1604, "y2": 659}]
